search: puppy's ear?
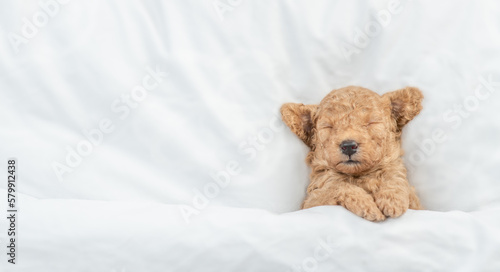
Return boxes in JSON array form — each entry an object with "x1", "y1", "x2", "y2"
[
  {"x1": 280, "y1": 103, "x2": 318, "y2": 148},
  {"x1": 383, "y1": 87, "x2": 423, "y2": 130}
]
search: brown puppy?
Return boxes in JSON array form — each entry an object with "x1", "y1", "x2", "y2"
[{"x1": 281, "y1": 86, "x2": 423, "y2": 221}]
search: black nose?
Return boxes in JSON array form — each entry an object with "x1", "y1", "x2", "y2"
[{"x1": 340, "y1": 140, "x2": 358, "y2": 156}]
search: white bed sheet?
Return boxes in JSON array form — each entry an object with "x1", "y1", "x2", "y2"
[{"x1": 1, "y1": 0, "x2": 500, "y2": 271}]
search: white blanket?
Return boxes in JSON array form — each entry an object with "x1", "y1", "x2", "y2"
[{"x1": 1, "y1": 0, "x2": 500, "y2": 271}]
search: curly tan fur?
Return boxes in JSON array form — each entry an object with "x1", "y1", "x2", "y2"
[{"x1": 281, "y1": 86, "x2": 424, "y2": 221}]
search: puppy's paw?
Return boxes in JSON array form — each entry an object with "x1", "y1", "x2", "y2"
[
  {"x1": 361, "y1": 204, "x2": 386, "y2": 222},
  {"x1": 375, "y1": 195, "x2": 409, "y2": 218},
  {"x1": 343, "y1": 197, "x2": 385, "y2": 222}
]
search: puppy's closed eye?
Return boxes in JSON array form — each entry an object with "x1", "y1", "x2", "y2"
[{"x1": 364, "y1": 121, "x2": 382, "y2": 128}]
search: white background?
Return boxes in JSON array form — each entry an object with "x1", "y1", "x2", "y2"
[{"x1": 1, "y1": 0, "x2": 500, "y2": 271}]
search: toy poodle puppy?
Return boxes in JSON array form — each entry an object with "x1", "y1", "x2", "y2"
[{"x1": 281, "y1": 86, "x2": 423, "y2": 221}]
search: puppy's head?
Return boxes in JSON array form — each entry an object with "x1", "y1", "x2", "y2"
[{"x1": 281, "y1": 86, "x2": 423, "y2": 175}]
